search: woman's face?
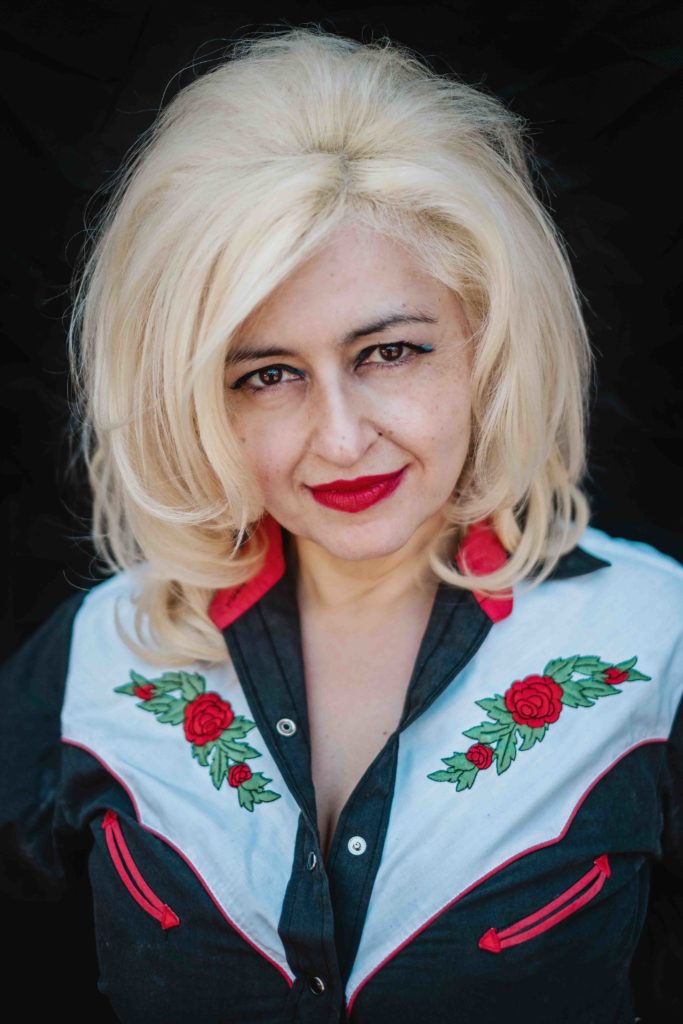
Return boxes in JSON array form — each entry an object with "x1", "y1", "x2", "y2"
[{"x1": 225, "y1": 223, "x2": 474, "y2": 565}]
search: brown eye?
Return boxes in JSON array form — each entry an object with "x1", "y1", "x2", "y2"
[
  {"x1": 228, "y1": 363, "x2": 304, "y2": 392},
  {"x1": 258, "y1": 367, "x2": 284, "y2": 385},
  {"x1": 357, "y1": 341, "x2": 432, "y2": 367},
  {"x1": 379, "y1": 343, "x2": 403, "y2": 360}
]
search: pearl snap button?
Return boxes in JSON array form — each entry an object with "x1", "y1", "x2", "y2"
[
  {"x1": 347, "y1": 835, "x2": 367, "y2": 855},
  {"x1": 309, "y1": 975, "x2": 325, "y2": 994},
  {"x1": 306, "y1": 851, "x2": 318, "y2": 871},
  {"x1": 276, "y1": 718, "x2": 297, "y2": 736}
]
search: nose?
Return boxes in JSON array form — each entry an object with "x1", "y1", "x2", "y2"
[{"x1": 305, "y1": 373, "x2": 380, "y2": 467}]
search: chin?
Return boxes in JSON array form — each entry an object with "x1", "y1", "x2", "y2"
[{"x1": 308, "y1": 516, "x2": 424, "y2": 561}]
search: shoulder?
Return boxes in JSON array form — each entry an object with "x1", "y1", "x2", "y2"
[
  {"x1": 0, "y1": 568, "x2": 150, "y2": 711},
  {"x1": 560, "y1": 522, "x2": 683, "y2": 616},
  {"x1": 578, "y1": 522, "x2": 683, "y2": 583},
  {"x1": 0, "y1": 588, "x2": 90, "y2": 709},
  {"x1": 571, "y1": 522, "x2": 683, "y2": 726}
]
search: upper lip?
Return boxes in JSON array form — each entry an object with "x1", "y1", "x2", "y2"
[{"x1": 308, "y1": 467, "x2": 406, "y2": 492}]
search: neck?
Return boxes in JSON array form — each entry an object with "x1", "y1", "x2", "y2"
[{"x1": 286, "y1": 513, "x2": 453, "y2": 619}]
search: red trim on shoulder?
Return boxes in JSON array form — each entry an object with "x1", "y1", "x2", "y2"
[{"x1": 209, "y1": 513, "x2": 513, "y2": 629}]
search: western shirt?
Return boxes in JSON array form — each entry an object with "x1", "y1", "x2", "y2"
[{"x1": 1, "y1": 515, "x2": 682, "y2": 1023}]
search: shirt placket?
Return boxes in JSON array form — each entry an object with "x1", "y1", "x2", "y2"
[
  {"x1": 223, "y1": 567, "x2": 493, "y2": 1021},
  {"x1": 224, "y1": 569, "x2": 344, "y2": 1022}
]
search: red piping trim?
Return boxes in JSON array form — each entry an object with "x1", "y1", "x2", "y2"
[
  {"x1": 346, "y1": 737, "x2": 666, "y2": 1013},
  {"x1": 209, "y1": 513, "x2": 513, "y2": 629},
  {"x1": 478, "y1": 853, "x2": 610, "y2": 952},
  {"x1": 102, "y1": 808, "x2": 180, "y2": 929},
  {"x1": 61, "y1": 737, "x2": 294, "y2": 988}
]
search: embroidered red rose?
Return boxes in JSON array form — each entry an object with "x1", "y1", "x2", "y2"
[
  {"x1": 504, "y1": 674, "x2": 563, "y2": 729},
  {"x1": 133, "y1": 683, "x2": 156, "y2": 700},
  {"x1": 466, "y1": 743, "x2": 494, "y2": 770},
  {"x1": 429, "y1": 653, "x2": 651, "y2": 793},
  {"x1": 183, "y1": 692, "x2": 235, "y2": 745},
  {"x1": 115, "y1": 669, "x2": 282, "y2": 811},
  {"x1": 602, "y1": 667, "x2": 629, "y2": 685},
  {"x1": 228, "y1": 763, "x2": 252, "y2": 788}
]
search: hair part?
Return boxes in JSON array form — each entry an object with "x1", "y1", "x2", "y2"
[{"x1": 66, "y1": 24, "x2": 596, "y2": 666}]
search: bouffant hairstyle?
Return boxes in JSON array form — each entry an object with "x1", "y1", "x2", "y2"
[{"x1": 67, "y1": 25, "x2": 596, "y2": 666}]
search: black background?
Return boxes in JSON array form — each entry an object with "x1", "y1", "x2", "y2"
[{"x1": 1, "y1": 1, "x2": 681, "y2": 1020}]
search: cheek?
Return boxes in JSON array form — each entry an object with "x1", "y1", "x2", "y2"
[
  {"x1": 391, "y1": 382, "x2": 471, "y2": 453},
  {"x1": 236, "y1": 419, "x2": 299, "y2": 487}
]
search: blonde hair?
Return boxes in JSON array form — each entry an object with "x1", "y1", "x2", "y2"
[{"x1": 66, "y1": 24, "x2": 596, "y2": 667}]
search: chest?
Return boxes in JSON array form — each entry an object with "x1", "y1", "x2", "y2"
[{"x1": 299, "y1": 606, "x2": 432, "y2": 863}]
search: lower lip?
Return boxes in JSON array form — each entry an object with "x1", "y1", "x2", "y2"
[{"x1": 308, "y1": 467, "x2": 408, "y2": 513}]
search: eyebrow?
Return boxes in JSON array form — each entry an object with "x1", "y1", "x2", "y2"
[{"x1": 225, "y1": 310, "x2": 439, "y2": 365}]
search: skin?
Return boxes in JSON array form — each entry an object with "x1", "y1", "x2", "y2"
[{"x1": 224, "y1": 222, "x2": 474, "y2": 620}]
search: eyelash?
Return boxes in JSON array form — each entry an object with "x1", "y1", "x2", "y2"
[{"x1": 228, "y1": 342, "x2": 433, "y2": 395}]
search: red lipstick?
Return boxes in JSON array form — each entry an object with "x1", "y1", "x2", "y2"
[{"x1": 308, "y1": 466, "x2": 408, "y2": 513}]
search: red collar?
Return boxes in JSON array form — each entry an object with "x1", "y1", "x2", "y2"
[{"x1": 208, "y1": 513, "x2": 513, "y2": 629}]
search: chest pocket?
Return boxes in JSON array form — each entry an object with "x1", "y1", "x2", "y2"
[
  {"x1": 101, "y1": 808, "x2": 180, "y2": 930},
  {"x1": 478, "y1": 853, "x2": 610, "y2": 953}
]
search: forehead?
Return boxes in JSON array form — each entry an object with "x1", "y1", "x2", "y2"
[{"x1": 236, "y1": 224, "x2": 461, "y2": 343}]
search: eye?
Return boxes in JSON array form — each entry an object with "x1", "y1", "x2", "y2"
[
  {"x1": 228, "y1": 363, "x2": 304, "y2": 394},
  {"x1": 228, "y1": 342, "x2": 433, "y2": 395},
  {"x1": 356, "y1": 342, "x2": 432, "y2": 368}
]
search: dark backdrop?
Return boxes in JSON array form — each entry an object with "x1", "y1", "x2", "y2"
[{"x1": 1, "y1": 1, "x2": 681, "y2": 1020}]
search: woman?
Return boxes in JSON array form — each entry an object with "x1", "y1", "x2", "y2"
[{"x1": 1, "y1": 24, "x2": 681, "y2": 1024}]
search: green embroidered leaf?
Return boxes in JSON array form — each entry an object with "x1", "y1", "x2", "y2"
[
  {"x1": 238, "y1": 788, "x2": 255, "y2": 812},
  {"x1": 543, "y1": 657, "x2": 564, "y2": 677},
  {"x1": 150, "y1": 680, "x2": 183, "y2": 694},
  {"x1": 155, "y1": 697, "x2": 188, "y2": 725},
  {"x1": 474, "y1": 695, "x2": 513, "y2": 724},
  {"x1": 192, "y1": 741, "x2": 214, "y2": 767},
  {"x1": 462, "y1": 722, "x2": 513, "y2": 744},
  {"x1": 221, "y1": 740, "x2": 261, "y2": 761},
  {"x1": 254, "y1": 790, "x2": 281, "y2": 803},
  {"x1": 224, "y1": 716, "x2": 257, "y2": 740},
  {"x1": 455, "y1": 768, "x2": 478, "y2": 791},
  {"x1": 130, "y1": 669, "x2": 150, "y2": 686},
  {"x1": 137, "y1": 695, "x2": 174, "y2": 713},
  {"x1": 441, "y1": 753, "x2": 472, "y2": 771},
  {"x1": 209, "y1": 743, "x2": 228, "y2": 791},
  {"x1": 627, "y1": 669, "x2": 651, "y2": 681},
  {"x1": 428, "y1": 769, "x2": 458, "y2": 782},
  {"x1": 614, "y1": 656, "x2": 638, "y2": 672},
  {"x1": 581, "y1": 681, "x2": 620, "y2": 699},
  {"x1": 240, "y1": 772, "x2": 271, "y2": 791},
  {"x1": 544, "y1": 655, "x2": 577, "y2": 683},
  {"x1": 517, "y1": 723, "x2": 548, "y2": 751},
  {"x1": 494, "y1": 730, "x2": 518, "y2": 774},
  {"x1": 572, "y1": 655, "x2": 603, "y2": 670},
  {"x1": 559, "y1": 679, "x2": 595, "y2": 708},
  {"x1": 178, "y1": 672, "x2": 205, "y2": 701},
  {"x1": 113, "y1": 681, "x2": 138, "y2": 695},
  {"x1": 156, "y1": 671, "x2": 188, "y2": 684}
]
